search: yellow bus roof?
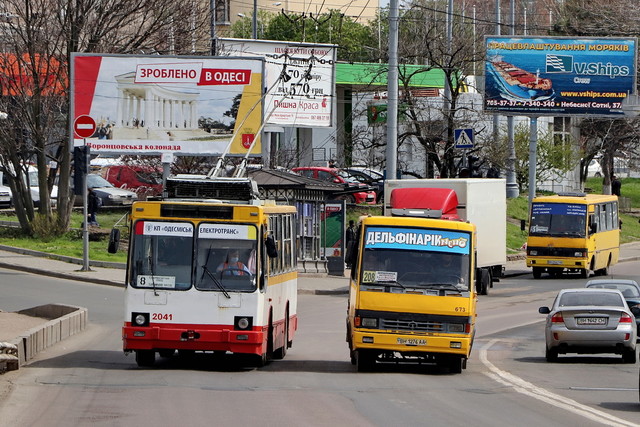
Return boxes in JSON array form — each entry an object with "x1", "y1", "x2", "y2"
[
  {"x1": 360, "y1": 215, "x2": 476, "y2": 233},
  {"x1": 532, "y1": 193, "x2": 618, "y2": 204}
]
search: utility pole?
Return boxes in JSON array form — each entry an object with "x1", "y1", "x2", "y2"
[
  {"x1": 506, "y1": 0, "x2": 519, "y2": 197},
  {"x1": 386, "y1": 0, "x2": 399, "y2": 180},
  {"x1": 210, "y1": 0, "x2": 217, "y2": 55}
]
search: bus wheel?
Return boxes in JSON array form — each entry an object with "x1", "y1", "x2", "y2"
[
  {"x1": 479, "y1": 269, "x2": 490, "y2": 295},
  {"x1": 532, "y1": 267, "x2": 542, "y2": 279},
  {"x1": 356, "y1": 350, "x2": 376, "y2": 372},
  {"x1": 448, "y1": 356, "x2": 463, "y2": 374},
  {"x1": 580, "y1": 268, "x2": 589, "y2": 279},
  {"x1": 135, "y1": 350, "x2": 155, "y2": 367}
]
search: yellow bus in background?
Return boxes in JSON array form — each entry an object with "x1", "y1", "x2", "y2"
[{"x1": 526, "y1": 193, "x2": 619, "y2": 279}]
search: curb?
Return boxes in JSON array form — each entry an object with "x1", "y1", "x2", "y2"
[{"x1": 7, "y1": 304, "x2": 88, "y2": 371}]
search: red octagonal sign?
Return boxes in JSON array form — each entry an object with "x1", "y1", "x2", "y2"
[{"x1": 73, "y1": 115, "x2": 96, "y2": 139}]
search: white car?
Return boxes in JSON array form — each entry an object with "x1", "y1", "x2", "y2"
[{"x1": 0, "y1": 184, "x2": 11, "y2": 208}]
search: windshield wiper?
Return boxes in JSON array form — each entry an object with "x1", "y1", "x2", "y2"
[
  {"x1": 422, "y1": 283, "x2": 465, "y2": 292},
  {"x1": 363, "y1": 280, "x2": 406, "y2": 289},
  {"x1": 201, "y1": 266, "x2": 231, "y2": 299}
]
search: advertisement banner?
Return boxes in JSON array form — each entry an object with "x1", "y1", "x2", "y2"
[
  {"x1": 484, "y1": 37, "x2": 637, "y2": 116},
  {"x1": 71, "y1": 54, "x2": 264, "y2": 155},
  {"x1": 219, "y1": 39, "x2": 336, "y2": 127}
]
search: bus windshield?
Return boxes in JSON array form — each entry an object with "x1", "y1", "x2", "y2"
[
  {"x1": 529, "y1": 203, "x2": 587, "y2": 238},
  {"x1": 195, "y1": 223, "x2": 258, "y2": 292},
  {"x1": 361, "y1": 249, "x2": 470, "y2": 291},
  {"x1": 130, "y1": 221, "x2": 194, "y2": 290}
]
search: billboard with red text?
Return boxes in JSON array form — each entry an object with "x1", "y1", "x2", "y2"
[
  {"x1": 219, "y1": 39, "x2": 336, "y2": 127},
  {"x1": 71, "y1": 54, "x2": 264, "y2": 155}
]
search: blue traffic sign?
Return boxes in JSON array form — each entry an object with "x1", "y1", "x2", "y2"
[{"x1": 454, "y1": 128, "x2": 474, "y2": 149}]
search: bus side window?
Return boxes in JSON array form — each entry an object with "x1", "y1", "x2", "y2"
[{"x1": 588, "y1": 214, "x2": 596, "y2": 234}]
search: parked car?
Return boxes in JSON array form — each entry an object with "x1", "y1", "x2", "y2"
[
  {"x1": 585, "y1": 278, "x2": 640, "y2": 339},
  {"x1": 0, "y1": 184, "x2": 11, "y2": 208},
  {"x1": 343, "y1": 167, "x2": 384, "y2": 203},
  {"x1": 539, "y1": 288, "x2": 637, "y2": 363},
  {"x1": 83, "y1": 174, "x2": 138, "y2": 206},
  {"x1": 291, "y1": 167, "x2": 376, "y2": 204},
  {"x1": 102, "y1": 164, "x2": 163, "y2": 199},
  {"x1": 1, "y1": 166, "x2": 57, "y2": 208}
]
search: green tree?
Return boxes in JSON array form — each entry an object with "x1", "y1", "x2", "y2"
[
  {"x1": 488, "y1": 122, "x2": 580, "y2": 192},
  {"x1": 0, "y1": 0, "x2": 210, "y2": 236},
  {"x1": 231, "y1": 10, "x2": 377, "y2": 62}
]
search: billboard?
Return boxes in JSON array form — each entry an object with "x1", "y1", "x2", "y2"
[
  {"x1": 484, "y1": 37, "x2": 637, "y2": 116},
  {"x1": 219, "y1": 39, "x2": 336, "y2": 127},
  {"x1": 71, "y1": 54, "x2": 264, "y2": 155}
]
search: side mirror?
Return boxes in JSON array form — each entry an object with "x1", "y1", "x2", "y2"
[
  {"x1": 538, "y1": 306, "x2": 551, "y2": 314},
  {"x1": 107, "y1": 228, "x2": 120, "y2": 253},
  {"x1": 265, "y1": 234, "x2": 278, "y2": 258}
]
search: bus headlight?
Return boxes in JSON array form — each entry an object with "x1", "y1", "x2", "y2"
[
  {"x1": 361, "y1": 318, "x2": 378, "y2": 328},
  {"x1": 132, "y1": 312, "x2": 149, "y2": 326},
  {"x1": 529, "y1": 250, "x2": 538, "y2": 256},
  {"x1": 574, "y1": 251, "x2": 586, "y2": 257},
  {"x1": 234, "y1": 316, "x2": 253, "y2": 330},
  {"x1": 449, "y1": 323, "x2": 464, "y2": 333}
]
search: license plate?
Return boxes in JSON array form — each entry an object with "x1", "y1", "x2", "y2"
[
  {"x1": 397, "y1": 338, "x2": 426, "y2": 346},
  {"x1": 122, "y1": 200, "x2": 133, "y2": 205},
  {"x1": 577, "y1": 317, "x2": 607, "y2": 325},
  {"x1": 548, "y1": 260, "x2": 563, "y2": 265}
]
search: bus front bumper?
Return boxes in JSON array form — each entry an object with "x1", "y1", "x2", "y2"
[
  {"x1": 352, "y1": 330, "x2": 472, "y2": 357},
  {"x1": 526, "y1": 257, "x2": 587, "y2": 268},
  {"x1": 123, "y1": 323, "x2": 265, "y2": 355}
]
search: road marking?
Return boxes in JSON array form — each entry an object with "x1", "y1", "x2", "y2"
[
  {"x1": 570, "y1": 387, "x2": 636, "y2": 392},
  {"x1": 480, "y1": 339, "x2": 637, "y2": 427}
]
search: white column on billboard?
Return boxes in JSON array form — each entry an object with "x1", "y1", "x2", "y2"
[
  {"x1": 144, "y1": 91, "x2": 152, "y2": 130},
  {"x1": 155, "y1": 95, "x2": 161, "y2": 128},
  {"x1": 116, "y1": 93, "x2": 123, "y2": 127}
]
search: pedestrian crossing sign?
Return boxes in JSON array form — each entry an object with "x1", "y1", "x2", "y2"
[{"x1": 454, "y1": 128, "x2": 474, "y2": 149}]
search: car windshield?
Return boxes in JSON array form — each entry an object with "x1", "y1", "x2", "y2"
[
  {"x1": 361, "y1": 248, "x2": 470, "y2": 291},
  {"x1": 586, "y1": 283, "x2": 640, "y2": 298},
  {"x1": 559, "y1": 292, "x2": 624, "y2": 307},
  {"x1": 87, "y1": 174, "x2": 114, "y2": 188}
]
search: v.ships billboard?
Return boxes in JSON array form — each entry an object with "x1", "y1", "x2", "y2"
[{"x1": 484, "y1": 37, "x2": 637, "y2": 116}]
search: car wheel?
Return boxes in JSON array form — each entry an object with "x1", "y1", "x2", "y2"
[
  {"x1": 545, "y1": 347, "x2": 558, "y2": 362},
  {"x1": 622, "y1": 348, "x2": 637, "y2": 364}
]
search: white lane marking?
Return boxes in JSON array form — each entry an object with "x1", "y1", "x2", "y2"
[{"x1": 480, "y1": 339, "x2": 637, "y2": 427}]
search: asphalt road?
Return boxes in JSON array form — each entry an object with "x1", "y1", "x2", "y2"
[{"x1": 0, "y1": 265, "x2": 639, "y2": 426}]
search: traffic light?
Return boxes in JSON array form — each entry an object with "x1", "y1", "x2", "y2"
[{"x1": 73, "y1": 146, "x2": 90, "y2": 196}]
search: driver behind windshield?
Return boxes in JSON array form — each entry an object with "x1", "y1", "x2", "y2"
[{"x1": 217, "y1": 250, "x2": 251, "y2": 276}]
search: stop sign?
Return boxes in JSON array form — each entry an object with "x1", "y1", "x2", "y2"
[{"x1": 73, "y1": 115, "x2": 97, "y2": 138}]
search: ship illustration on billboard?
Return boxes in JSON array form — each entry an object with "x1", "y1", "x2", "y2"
[{"x1": 488, "y1": 56, "x2": 554, "y2": 100}]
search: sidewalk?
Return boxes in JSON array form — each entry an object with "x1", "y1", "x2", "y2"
[{"x1": 1, "y1": 242, "x2": 640, "y2": 294}]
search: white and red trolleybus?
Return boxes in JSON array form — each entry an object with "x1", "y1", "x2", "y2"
[{"x1": 116, "y1": 177, "x2": 297, "y2": 367}]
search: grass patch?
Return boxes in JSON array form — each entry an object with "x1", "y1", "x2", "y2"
[{"x1": 0, "y1": 208, "x2": 129, "y2": 263}]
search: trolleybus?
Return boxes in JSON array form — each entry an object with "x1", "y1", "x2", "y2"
[{"x1": 115, "y1": 177, "x2": 297, "y2": 367}]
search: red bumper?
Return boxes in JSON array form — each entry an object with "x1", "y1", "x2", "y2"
[{"x1": 123, "y1": 323, "x2": 265, "y2": 355}]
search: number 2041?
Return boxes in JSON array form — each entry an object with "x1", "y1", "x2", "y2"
[{"x1": 152, "y1": 313, "x2": 173, "y2": 321}]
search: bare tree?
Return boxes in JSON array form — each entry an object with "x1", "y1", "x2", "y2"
[{"x1": 0, "y1": 0, "x2": 210, "y2": 236}]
